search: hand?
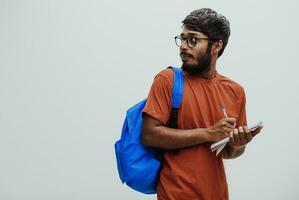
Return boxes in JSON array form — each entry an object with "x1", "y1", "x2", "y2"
[
  {"x1": 230, "y1": 126, "x2": 263, "y2": 147},
  {"x1": 208, "y1": 118, "x2": 236, "y2": 142}
]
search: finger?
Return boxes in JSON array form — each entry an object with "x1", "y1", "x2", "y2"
[
  {"x1": 230, "y1": 128, "x2": 237, "y2": 145},
  {"x1": 220, "y1": 121, "x2": 234, "y2": 131},
  {"x1": 224, "y1": 126, "x2": 234, "y2": 133},
  {"x1": 233, "y1": 127, "x2": 240, "y2": 145},
  {"x1": 223, "y1": 118, "x2": 236, "y2": 126},
  {"x1": 252, "y1": 126, "x2": 263, "y2": 137},
  {"x1": 224, "y1": 122, "x2": 235, "y2": 129},
  {"x1": 220, "y1": 120, "x2": 226, "y2": 127},
  {"x1": 222, "y1": 119, "x2": 236, "y2": 130},
  {"x1": 237, "y1": 126, "x2": 245, "y2": 145},
  {"x1": 244, "y1": 126, "x2": 252, "y2": 141}
]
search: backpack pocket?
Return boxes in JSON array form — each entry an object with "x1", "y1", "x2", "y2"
[{"x1": 115, "y1": 140, "x2": 125, "y2": 183}]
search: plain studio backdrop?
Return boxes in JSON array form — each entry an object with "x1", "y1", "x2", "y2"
[{"x1": 0, "y1": 0, "x2": 298, "y2": 199}]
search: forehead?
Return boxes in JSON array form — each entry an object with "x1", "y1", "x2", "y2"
[{"x1": 180, "y1": 26, "x2": 207, "y2": 37}]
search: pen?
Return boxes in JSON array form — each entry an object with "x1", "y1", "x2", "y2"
[
  {"x1": 221, "y1": 106, "x2": 235, "y2": 136},
  {"x1": 211, "y1": 106, "x2": 232, "y2": 156},
  {"x1": 221, "y1": 106, "x2": 228, "y2": 118}
]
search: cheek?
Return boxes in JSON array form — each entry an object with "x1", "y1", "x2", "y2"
[
  {"x1": 194, "y1": 45, "x2": 209, "y2": 58},
  {"x1": 193, "y1": 51, "x2": 204, "y2": 62}
]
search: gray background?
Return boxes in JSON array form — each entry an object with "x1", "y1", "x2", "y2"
[{"x1": 1, "y1": 0, "x2": 298, "y2": 199}]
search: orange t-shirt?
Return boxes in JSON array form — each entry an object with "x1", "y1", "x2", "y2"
[{"x1": 143, "y1": 68, "x2": 247, "y2": 200}]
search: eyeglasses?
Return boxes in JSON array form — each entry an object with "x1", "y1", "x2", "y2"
[{"x1": 174, "y1": 35, "x2": 209, "y2": 48}]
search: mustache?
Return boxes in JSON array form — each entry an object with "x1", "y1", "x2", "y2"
[{"x1": 180, "y1": 52, "x2": 193, "y2": 58}]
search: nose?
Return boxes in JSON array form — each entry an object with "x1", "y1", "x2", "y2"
[{"x1": 180, "y1": 40, "x2": 189, "y2": 51}]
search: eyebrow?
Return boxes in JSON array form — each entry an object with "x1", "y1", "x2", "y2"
[{"x1": 180, "y1": 32, "x2": 203, "y2": 38}]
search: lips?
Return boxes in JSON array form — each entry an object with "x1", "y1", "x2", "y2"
[{"x1": 180, "y1": 52, "x2": 193, "y2": 60}]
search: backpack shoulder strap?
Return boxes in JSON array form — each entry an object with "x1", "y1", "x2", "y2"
[{"x1": 167, "y1": 66, "x2": 185, "y2": 128}]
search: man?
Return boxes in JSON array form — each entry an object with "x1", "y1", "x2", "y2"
[{"x1": 141, "y1": 8, "x2": 263, "y2": 200}]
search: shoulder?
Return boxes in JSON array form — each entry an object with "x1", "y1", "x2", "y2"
[
  {"x1": 153, "y1": 68, "x2": 174, "y2": 85},
  {"x1": 217, "y1": 73, "x2": 246, "y2": 96},
  {"x1": 156, "y1": 68, "x2": 174, "y2": 80}
]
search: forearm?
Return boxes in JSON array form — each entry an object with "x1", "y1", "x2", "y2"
[
  {"x1": 221, "y1": 143, "x2": 246, "y2": 159},
  {"x1": 142, "y1": 125, "x2": 210, "y2": 150},
  {"x1": 142, "y1": 114, "x2": 235, "y2": 150}
]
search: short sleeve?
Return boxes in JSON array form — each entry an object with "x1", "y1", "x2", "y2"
[
  {"x1": 236, "y1": 89, "x2": 247, "y2": 127},
  {"x1": 142, "y1": 69, "x2": 174, "y2": 125}
]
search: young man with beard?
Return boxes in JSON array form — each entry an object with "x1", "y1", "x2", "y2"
[{"x1": 141, "y1": 8, "x2": 263, "y2": 200}]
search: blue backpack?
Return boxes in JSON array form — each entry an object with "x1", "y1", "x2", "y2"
[{"x1": 114, "y1": 66, "x2": 185, "y2": 194}]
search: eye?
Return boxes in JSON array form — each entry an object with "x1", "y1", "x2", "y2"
[{"x1": 188, "y1": 37, "x2": 197, "y2": 46}]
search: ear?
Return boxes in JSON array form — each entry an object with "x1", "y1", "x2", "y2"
[{"x1": 212, "y1": 40, "x2": 223, "y2": 55}]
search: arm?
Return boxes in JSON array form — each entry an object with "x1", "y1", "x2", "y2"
[
  {"x1": 142, "y1": 69, "x2": 235, "y2": 150},
  {"x1": 142, "y1": 114, "x2": 236, "y2": 150},
  {"x1": 221, "y1": 88, "x2": 248, "y2": 159}
]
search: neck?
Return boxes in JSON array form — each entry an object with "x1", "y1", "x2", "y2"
[{"x1": 199, "y1": 56, "x2": 217, "y2": 79}]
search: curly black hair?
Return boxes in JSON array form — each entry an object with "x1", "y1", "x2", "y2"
[{"x1": 182, "y1": 8, "x2": 230, "y2": 57}]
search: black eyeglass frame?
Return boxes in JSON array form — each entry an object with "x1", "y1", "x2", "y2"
[{"x1": 174, "y1": 35, "x2": 211, "y2": 48}]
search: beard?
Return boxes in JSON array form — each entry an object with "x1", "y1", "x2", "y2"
[{"x1": 181, "y1": 45, "x2": 212, "y2": 75}]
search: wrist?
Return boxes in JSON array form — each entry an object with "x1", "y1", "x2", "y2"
[
  {"x1": 201, "y1": 128, "x2": 213, "y2": 142},
  {"x1": 223, "y1": 143, "x2": 246, "y2": 159},
  {"x1": 228, "y1": 143, "x2": 246, "y2": 154}
]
